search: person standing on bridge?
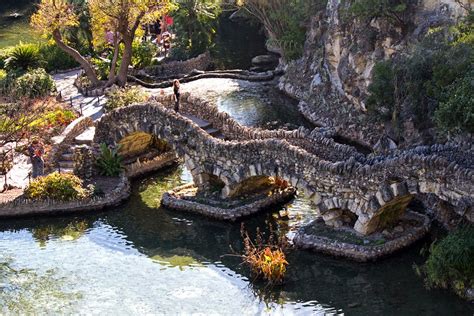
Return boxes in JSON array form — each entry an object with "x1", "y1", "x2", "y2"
[{"x1": 173, "y1": 79, "x2": 181, "y2": 112}]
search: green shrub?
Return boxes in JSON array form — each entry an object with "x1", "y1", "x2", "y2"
[
  {"x1": 367, "y1": 14, "x2": 473, "y2": 134},
  {"x1": 104, "y1": 86, "x2": 148, "y2": 112},
  {"x1": 417, "y1": 227, "x2": 474, "y2": 299},
  {"x1": 4, "y1": 43, "x2": 42, "y2": 72},
  {"x1": 172, "y1": 0, "x2": 222, "y2": 58},
  {"x1": 366, "y1": 61, "x2": 395, "y2": 121},
  {"x1": 39, "y1": 43, "x2": 79, "y2": 72},
  {"x1": 91, "y1": 57, "x2": 111, "y2": 81},
  {"x1": 14, "y1": 68, "x2": 55, "y2": 98},
  {"x1": 435, "y1": 72, "x2": 474, "y2": 134},
  {"x1": 132, "y1": 41, "x2": 158, "y2": 69},
  {"x1": 96, "y1": 143, "x2": 124, "y2": 177},
  {"x1": 0, "y1": 48, "x2": 13, "y2": 70},
  {"x1": 345, "y1": 0, "x2": 411, "y2": 31},
  {"x1": 24, "y1": 172, "x2": 91, "y2": 201}
]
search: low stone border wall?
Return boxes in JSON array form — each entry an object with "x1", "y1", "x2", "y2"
[
  {"x1": 293, "y1": 210, "x2": 430, "y2": 262},
  {"x1": 125, "y1": 151, "x2": 179, "y2": 178},
  {"x1": 46, "y1": 115, "x2": 94, "y2": 172},
  {"x1": 162, "y1": 184, "x2": 296, "y2": 221},
  {"x1": 140, "y1": 52, "x2": 211, "y2": 78},
  {"x1": 0, "y1": 175, "x2": 130, "y2": 218},
  {"x1": 129, "y1": 69, "x2": 276, "y2": 89}
]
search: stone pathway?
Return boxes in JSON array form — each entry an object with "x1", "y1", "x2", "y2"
[{"x1": 53, "y1": 70, "x2": 105, "y2": 121}]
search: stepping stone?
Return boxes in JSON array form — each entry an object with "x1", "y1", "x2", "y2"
[
  {"x1": 59, "y1": 161, "x2": 74, "y2": 169},
  {"x1": 75, "y1": 126, "x2": 96, "y2": 145},
  {"x1": 61, "y1": 153, "x2": 74, "y2": 161},
  {"x1": 204, "y1": 128, "x2": 221, "y2": 137},
  {"x1": 182, "y1": 114, "x2": 212, "y2": 129},
  {"x1": 58, "y1": 167, "x2": 74, "y2": 174}
]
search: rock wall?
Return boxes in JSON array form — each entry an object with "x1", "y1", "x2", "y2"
[{"x1": 279, "y1": 0, "x2": 470, "y2": 146}]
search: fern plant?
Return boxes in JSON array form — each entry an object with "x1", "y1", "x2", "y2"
[{"x1": 96, "y1": 143, "x2": 124, "y2": 177}]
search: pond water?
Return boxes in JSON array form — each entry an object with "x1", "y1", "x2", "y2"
[
  {"x1": 0, "y1": 0, "x2": 42, "y2": 49},
  {"x1": 1, "y1": 166, "x2": 473, "y2": 314}
]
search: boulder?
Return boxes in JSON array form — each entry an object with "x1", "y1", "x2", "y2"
[{"x1": 251, "y1": 54, "x2": 279, "y2": 67}]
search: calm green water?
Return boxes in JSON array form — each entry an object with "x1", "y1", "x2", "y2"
[
  {"x1": 1, "y1": 166, "x2": 473, "y2": 314},
  {"x1": 0, "y1": 0, "x2": 42, "y2": 49}
]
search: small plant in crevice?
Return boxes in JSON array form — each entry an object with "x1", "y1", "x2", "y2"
[
  {"x1": 239, "y1": 223, "x2": 289, "y2": 285},
  {"x1": 95, "y1": 143, "x2": 124, "y2": 177}
]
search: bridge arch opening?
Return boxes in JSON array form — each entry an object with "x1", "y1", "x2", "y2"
[
  {"x1": 118, "y1": 132, "x2": 171, "y2": 163},
  {"x1": 321, "y1": 208, "x2": 358, "y2": 229},
  {"x1": 225, "y1": 176, "x2": 289, "y2": 199}
]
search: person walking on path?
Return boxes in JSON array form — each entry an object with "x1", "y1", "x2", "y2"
[
  {"x1": 173, "y1": 79, "x2": 181, "y2": 112},
  {"x1": 27, "y1": 139, "x2": 44, "y2": 179}
]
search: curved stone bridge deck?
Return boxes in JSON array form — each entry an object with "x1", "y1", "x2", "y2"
[{"x1": 94, "y1": 93, "x2": 473, "y2": 235}]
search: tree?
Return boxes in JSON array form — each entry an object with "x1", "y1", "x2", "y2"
[
  {"x1": 31, "y1": 0, "x2": 171, "y2": 87},
  {"x1": 31, "y1": 0, "x2": 100, "y2": 86},
  {"x1": 172, "y1": 0, "x2": 222, "y2": 58},
  {"x1": 347, "y1": 0, "x2": 411, "y2": 34}
]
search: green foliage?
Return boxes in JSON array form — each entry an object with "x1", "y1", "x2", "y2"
[
  {"x1": 417, "y1": 226, "x2": 474, "y2": 298},
  {"x1": 96, "y1": 143, "x2": 124, "y2": 177},
  {"x1": 435, "y1": 72, "x2": 474, "y2": 134},
  {"x1": 346, "y1": 0, "x2": 410, "y2": 29},
  {"x1": 367, "y1": 61, "x2": 394, "y2": 120},
  {"x1": 38, "y1": 43, "x2": 79, "y2": 72},
  {"x1": 104, "y1": 86, "x2": 148, "y2": 112},
  {"x1": 0, "y1": 42, "x2": 78, "y2": 73},
  {"x1": 268, "y1": 0, "x2": 318, "y2": 60},
  {"x1": 4, "y1": 43, "x2": 42, "y2": 72},
  {"x1": 367, "y1": 13, "x2": 474, "y2": 134},
  {"x1": 132, "y1": 41, "x2": 159, "y2": 68},
  {"x1": 172, "y1": 0, "x2": 222, "y2": 59},
  {"x1": 14, "y1": 68, "x2": 55, "y2": 98},
  {"x1": 29, "y1": 109, "x2": 77, "y2": 131},
  {"x1": 91, "y1": 57, "x2": 111, "y2": 81},
  {"x1": 24, "y1": 172, "x2": 91, "y2": 201},
  {"x1": 0, "y1": 48, "x2": 13, "y2": 70}
]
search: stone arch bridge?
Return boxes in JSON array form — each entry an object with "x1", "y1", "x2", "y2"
[{"x1": 94, "y1": 93, "x2": 473, "y2": 235}]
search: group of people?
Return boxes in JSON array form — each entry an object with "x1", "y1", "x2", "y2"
[
  {"x1": 104, "y1": 15, "x2": 174, "y2": 58},
  {"x1": 142, "y1": 16, "x2": 174, "y2": 57}
]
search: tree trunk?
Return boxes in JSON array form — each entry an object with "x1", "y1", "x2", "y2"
[
  {"x1": 106, "y1": 39, "x2": 120, "y2": 87},
  {"x1": 116, "y1": 37, "x2": 133, "y2": 87},
  {"x1": 52, "y1": 30, "x2": 100, "y2": 87}
]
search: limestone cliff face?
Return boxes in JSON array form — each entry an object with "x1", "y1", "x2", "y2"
[{"x1": 279, "y1": 0, "x2": 470, "y2": 146}]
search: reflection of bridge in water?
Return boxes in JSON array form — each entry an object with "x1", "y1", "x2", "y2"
[{"x1": 94, "y1": 93, "x2": 473, "y2": 235}]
